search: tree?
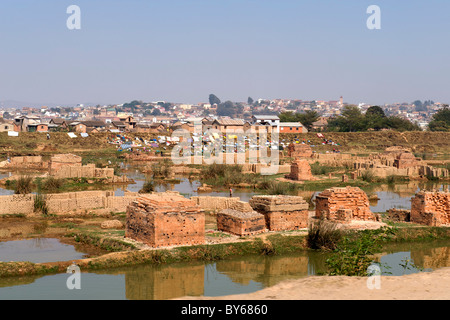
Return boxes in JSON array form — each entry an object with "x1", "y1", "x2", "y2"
[
  {"x1": 278, "y1": 110, "x2": 319, "y2": 131},
  {"x1": 2, "y1": 112, "x2": 11, "y2": 119},
  {"x1": 365, "y1": 106, "x2": 386, "y2": 131},
  {"x1": 386, "y1": 116, "x2": 421, "y2": 131},
  {"x1": 365, "y1": 106, "x2": 386, "y2": 118},
  {"x1": 428, "y1": 105, "x2": 450, "y2": 131},
  {"x1": 327, "y1": 106, "x2": 365, "y2": 132},
  {"x1": 209, "y1": 94, "x2": 221, "y2": 106},
  {"x1": 247, "y1": 97, "x2": 254, "y2": 105},
  {"x1": 216, "y1": 100, "x2": 236, "y2": 117},
  {"x1": 297, "y1": 110, "x2": 319, "y2": 131}
]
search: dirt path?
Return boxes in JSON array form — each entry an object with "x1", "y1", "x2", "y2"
[{"x1": 178, "y1": 267, "x2": 450, "y2": 300}]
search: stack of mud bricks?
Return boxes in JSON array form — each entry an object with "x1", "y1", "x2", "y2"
[
  {"x1": 49, "y1": 154, "x2": 82, "y2": 174},
  {"x1": 126, "y1": 193, "x2": 205, "y2": 247},
  {"x1": 9, "y1": 156, "x2": 47, "y2": 170},
  {"x1": 394, "y1": 152, "x2": 419, "y2": 169},
  {"x1": 287, "y1": 143, "x2": 313, "y2": 158},
  {"x1": 217, "y1": 209, "x2": 266, "y2": 236},
  {"x1": 410, "y1": 191, "x2": 450, "y2": 226},
  {"x1": 315, "y1": 186, "x2": 376, "y2": 222},
  {"x1": 286, "y1": 159, "x2": 313, "y2": 181},
  {"x1": 249, "y1": 195, "x2": 309, "y2": 231}
]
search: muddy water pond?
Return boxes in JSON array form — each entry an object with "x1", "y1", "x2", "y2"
[
  {"x1": 0, "y1": 240, "x2": 448, "y2": 300},
  {"x1": 0, "y1": 238, "x2": 90, "y2": 263},
  {"x1": 114, "y1": 172, "x2": 448, "y2": 212}
]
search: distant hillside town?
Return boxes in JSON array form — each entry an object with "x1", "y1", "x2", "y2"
[{"x1": 0, "y1": 95, "x2": 448, "y2": 133}]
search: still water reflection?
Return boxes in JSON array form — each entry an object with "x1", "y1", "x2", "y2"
[{"x1": 0, "y1": 240, "x2": 448, "y2": 300}]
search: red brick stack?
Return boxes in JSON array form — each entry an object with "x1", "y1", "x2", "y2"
[
  {"x1": 286, "y1": 159, "x2": 314, "y2": 181},
  {"x1": 125, "y1": 193, "x2": 204, "y2": 247},
  {"x1": 217, "y1": 209, "x2": 266, "y2": 236},
  {"x1": 315, "y1": 186, "x2": 376, "y2": 222},
  {"x1": 249, "y1": 195, "x2": 309, "y2": 231},
  {"x1": 411, "y1": 191, "x2": 450, "y2": 226}
]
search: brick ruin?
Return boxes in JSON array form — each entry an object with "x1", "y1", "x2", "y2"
[
  {"x1": 285, "y1": 159, "x2": 314, "y2": 181},
  {"x1": 353, "y1": 146, "x2": 449, "y2": 179},
  {"x1": 190, "y1": 196, "x2": 253, "y2": 213},
  {"x1": 249, "y1": 195, "x2": 309, "y2": 231},
  {"x1": 49, "y1": 153, "x2": 82, "y2": 173},
  {"x1": 0, "y1": 190, "x2": 139, "y2": 216},
  {"x1": 217, "y1": 209, "x2": 266, "y2": 236},
  {"x1": 126, "y1": 192, "x2": 205, "y2": 247},
  {"x1": 315, "y1": 186, "x2": 377, "y2": 222},
  {"x1": 49, "y1": 153, "x2": 132, "y2": 183},
  {"x1": 410, "y1": 190, "x2": 450, "y2": 226},
  {"x1": 287, "y1": 143, "x2": 313, "y2": 158},
  {"x1": 0, "y1": 155, "x2": 48, "y2": 170}
]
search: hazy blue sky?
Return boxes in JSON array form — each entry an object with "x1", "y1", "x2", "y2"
[{"x1": 0, "y1": 0, "x2": 449, "y2": 106}]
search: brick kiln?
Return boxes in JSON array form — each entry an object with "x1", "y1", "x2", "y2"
[
  {"x1": 410, "y1": 191, "x2": 450, "y2": 226},
  {"x1": 249, "y1": 195, "x2": 309, "y2": 231},
  {"x1": 315, "y1": 186, "x2": 377, "y2": 222},
  {"x1": 216, "y1": 209, "x2": 266, "y2": 236},
  {"x1": 125, "y1": 193, "x2": 205, "y2": 247}
]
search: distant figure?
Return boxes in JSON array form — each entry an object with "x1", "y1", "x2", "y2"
[
  {"x1": 229, "y1": 188, "x2": 233, "y2": 198},
  {"x1": 47, "y1": 133, "x2": 50, "y2": 140}
]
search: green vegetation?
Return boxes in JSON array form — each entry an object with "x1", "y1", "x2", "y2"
[
  {"x1": 325, "y1": 227, "x2": 396, "y2": 276},
  {"x1": 139, "y1": 180, "x2": 155, "y2": 193},
  {"x1": 310, "y1": 162, "x2": 341, "y2": 175},
  {"x1": 278, "y1": 110, "x2": 319, "y2": 131},
  {"x1": 33, "y1": 193, "x2": 48, "y2": 216},
  {"x1": 306, "y1": 219, "x2": 342, "y2": 251},
  {"x1": 200, "y1": 163, "x2": 261, "y2": 186},
  {"x1": 14, "y1": 176, "x2": 33, "y2": 194},
  {"x1": 327, "y1": 105, "x2": 421, "y2": 132},
  {"x1": 151, "y1": 158, "x2": 172, "y2": 179},
  {"x1": 428, "y1": 105, "x2": 450, "y2": 132}
]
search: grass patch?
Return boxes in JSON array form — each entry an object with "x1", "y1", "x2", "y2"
[{"x1": 14, "y1": 176, "x2": 33, "y2": 194}]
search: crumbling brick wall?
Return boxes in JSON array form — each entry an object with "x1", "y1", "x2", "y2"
[
  {"x1": 217, "y1": 209, "x2": 266, "y2": 236},
  {"x1": 126, "y1": 193, "x2": 205, "y2": 247},
  {"x1": 249, "y1": 195, "x2": 309, "y2": 231},
  {"x1": 410, "y1": 191, "x2": 450, "y2": 226},
  {"x1": 315, "y1": 186, "x2": 377, "y2": 222}
]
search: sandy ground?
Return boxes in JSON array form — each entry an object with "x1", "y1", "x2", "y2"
[{"x1": 178, "y1": 267, "x2": 450, "y2": 300}]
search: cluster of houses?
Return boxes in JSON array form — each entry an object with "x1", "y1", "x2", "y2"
[
  {"x1": 0, "y1": 114, "x2": 308, "y2": 135},
  {"x1": 173, "y1": 115, "x2": 307, "y2": 134}
]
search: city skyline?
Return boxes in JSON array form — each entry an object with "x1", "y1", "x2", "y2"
[{"x1": 1, "y1": 1, "x2": 449, "y2": 106}]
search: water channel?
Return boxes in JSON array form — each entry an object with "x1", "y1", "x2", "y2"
[{"x1": 0, "y1": 238, "x2": 448, "y2": 300}]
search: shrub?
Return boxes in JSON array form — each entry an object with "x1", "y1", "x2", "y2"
[
  {"x1": 139, "y1": 180, "x2": 155, "y2": 193},
  {"x1": 33, "y1": 193, "x2": 48, "y2": 216},
  {"x1": 151, "y1": 159, "x2": 172, "y2": 179},
  {"x1": 306, "y1": 218, "x2": 342, "y2": 251},
  {"x1": 310, "y1": 162, "x2": 336, "y2": 175},
  {"x1": 41, "y1": 177, "x2": 64, "y2": 191},
  {"x1": 325, "y1": 227, "x2": 395, "y2": 276},
  {"x1": 360, "y1": 169, "x2": 375, "y2": 182},
  {"x1": 14, "y1": 176, "x2": 33, "y2": 194}
]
